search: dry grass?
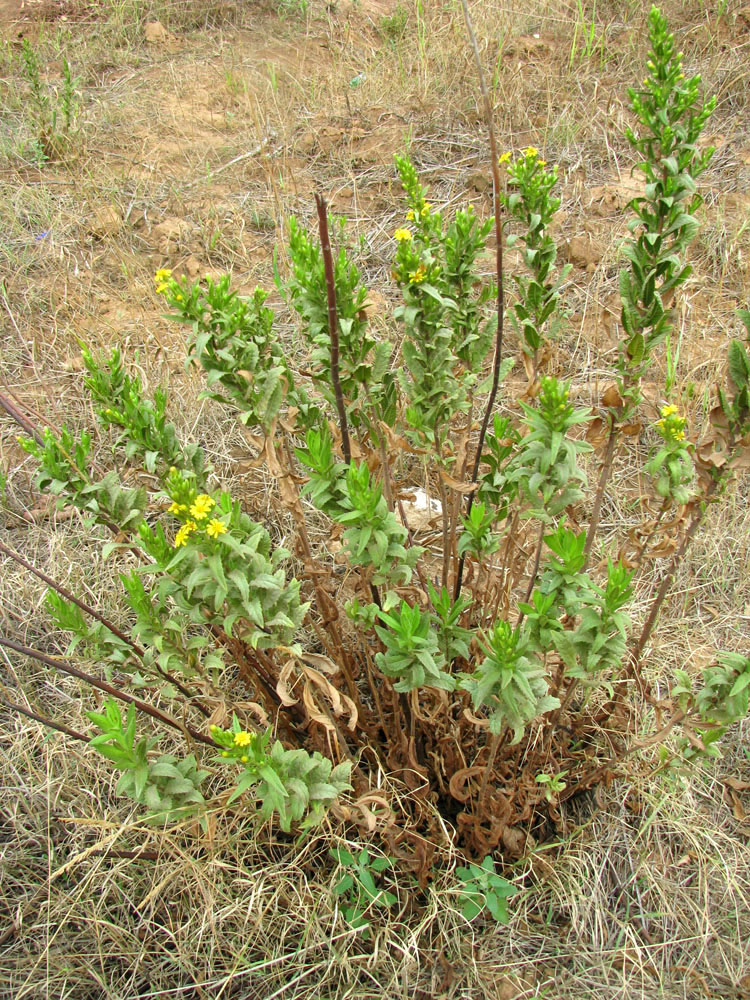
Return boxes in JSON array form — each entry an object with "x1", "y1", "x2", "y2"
[{"x1": 2, "y1": 0, "x2": 750, "y2": 997}]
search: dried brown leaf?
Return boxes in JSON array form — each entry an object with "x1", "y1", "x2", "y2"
[
  {"x1": 602, "y1": 383, "x2": 623, "y2": 408},
  {"x1": 438, "y1": 468, "x2": 479, "y2": 494},
  {"x1": 298, "y1": 651, "x2": 339, "y2": 675},
  {"x1": 586, "y1": 416, "x2": 609, "y2": 449},
  {"x1": 301, "y1": 664, "x2": 359, "y2": 731},
  {"x1": 448, "y1": 766, "x2": 484, "y2": 803},
  {"x1": 276, "y1": 659, "x2": 300, "y2": 707}
]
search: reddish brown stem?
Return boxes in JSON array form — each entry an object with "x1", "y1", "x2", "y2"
[
  {"x1": 315, "y1": 193, "x2": 351, "y2": 465},
  {"x1": 597, "y1": 480, "x2": 718, "y2": 727},
  {"x1": 477, "y1": 730, "x2": 506, "y2": 825},
  {"x1": 0, "y1": 391, "x2": 44, "y2": 444},
  {"x1": 0, "y1": 692, "x2": 89, "y2": 743},
  {"x1": 0, "y1": 538, "x2": 143, "y2": 653},
  {"x1": 454, "y1": 0, "x2": 504, "y2": 603},
  {"x1": 0, "y1": 635, "x2": 214, "y2": 746},
  {"x1": 0, "y1": 539, "x2": 211, "y2": 717},
  {"x1": 584, "y1": 420, "x2": 618, "y2": 565},
  {"x1": 632, "y1": 479, "x2": 717, "y2": 667},
  {"x1": 519, "y1": 522, "x2": 545, "y2": 616}
]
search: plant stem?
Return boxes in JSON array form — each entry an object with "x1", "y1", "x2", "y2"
[
  {"x1": 584, "y1": 419, "x2": 618, "y2": 564},
  {"x1": 521, "y1": 521, "x2": 545, "y2": 609},
  {"x1": 279, "y1": 437, "x2": 366, "y2": 706},
  {"x1": 0, "y1": 635, "x2": 215, "y2": 746},
  {"x1": 477, "y1": 730, "x2": 504, "y2": 823},
  {"x1": 0, "y1": 539, "x2": 210, "y2": 717},
  {"x1": 0, "y1": 539, "x2": 142, "y2": 652},
  {"x1": 596, "y1": 481, "x2": 718, "y2": 728},
  {"x1": 0, "y1": 689, "x2": 89, "y2": 743},
  {"x1": 0, "y1": 390, "x2": 44, "y2": 445},
  {"x1": 315, "y1": 193, "x2": 351, "y2": 465},
  {"x1": 454, "y1": 0, "x2": 505, "y2": 603},
  {"x1": 434, "y1": 430, "x2": 451, "y2": 589},
  {"x1": 631, "y1": 480, "x2": 717, "y2": 667}
]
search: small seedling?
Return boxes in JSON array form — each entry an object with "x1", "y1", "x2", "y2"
[
  {"x1": 535, "y1": 770, "x2": 568, "y2": 802},
  {"x1": 330, "y1": 845, "x2": 397, "y2": 932},
  {"x1": 454, "y1": 856, "x2": 517, "y2": 923}
]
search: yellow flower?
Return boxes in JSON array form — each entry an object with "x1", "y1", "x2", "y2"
[
  {"x1": 233, "y1": 731, "x2": 252, "y2": 747},
  {"x1": 523, "y1": 146, "x2": 539, "y2": 159},
  {"x1": 189, "y1": 494, "x2": 215, "y2": 520},
  {"x1": 420, "y1": 203, "x2": 432, "y2": 217},
  {"x1": 408, "y1": 265, "x2": 427, "y2": 284},
  {"x1": 538, "y1": 159, "x2": 547, "y2": 167},
  {"x1": 498, "y1": 151, "x2": 512, "y2": 164},
  {"x1": 175, "y1": 292, "x2": 184, "y2": 302},
  {"x1": 154, "y1": 268, "x2": 172, "y2": 283},
  {"x1": 656, "y1": 404, "x2": 687, "y2": 445},
  {"x1": 394, "y1": 228, "x2": 413, "y2": 242},
  {"x1": 174, "y1": 520, "x2": 197, "y2": 548},
  {"x1": 155, "y1": 283, "x2": 169, "y2": 295},
  {"x1": 206, "y1": 518, "x2": 227, "y2": 539},
  {"x1": 406, "y1": 209, "x2": 415, "y2": 221}
]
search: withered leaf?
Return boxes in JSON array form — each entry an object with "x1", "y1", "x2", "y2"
[
  {"x1": 298, "y1": 651, "x2": 339, "y2": 675},
  {"x1": 448, "y1": 766, "x2": 485, "y2": 802},
  {"x1": 276, "y1": 659, "x2": 300, "y2": 707},
  {"x1": 602, "y1": 384, "x2": 623, "y2": 408},
  {"x1": 300, "y1": 664, "x2": 359, "y2": 731},
  {"x1": 723, "y1": 777, "x2": 750, "y2": 792},
  {"x1": 586, "y1": 416, "x2": 609, "y2": 449},
  {"x1": 438, "y1": 468, "x2": 479, "y2": 494},
  {"x1": 621, "y1": 421, "x2": 642, "y2": 436}
]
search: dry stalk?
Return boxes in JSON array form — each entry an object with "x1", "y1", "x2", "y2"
[
  {"x1": 454, "y1": 0, "x2": 505, "y2": 603},
  {"x1": 0, "y1": 636, "x2": 214, "y2": 747},
  {"x1": 315, "y1": 192, "x2": 351, "y2": 465},
  {"x1": 0, "y1": 538, "x2": 210, "y2": 716}
]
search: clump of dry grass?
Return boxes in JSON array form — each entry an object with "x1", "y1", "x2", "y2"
[
  {"x1": 2, "y1": 684, "x2": 748, "y2": 999},
  {"x1": 2, "y1": 0, "x2": 750, "y2": 998}
]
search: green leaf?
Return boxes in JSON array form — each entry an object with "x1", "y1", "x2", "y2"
[
  {"x1": 259, "y1": 764, "x2": 289, "y2": 799},
  {"x1": 461, "y1": 898, "x2": 484, "y2": 920},
  {"x1": 728, "y1": 339, "x2": 750, "y2": 391},
  {"x1": 485, "y1": 892, "x2": 509, "y2": 923},
  {"x1": 729, "y1": 672, "x2": 750, "y2": 697},
  {"x1": 334, "y1": 874, "x2": 354, "y2": 895}
]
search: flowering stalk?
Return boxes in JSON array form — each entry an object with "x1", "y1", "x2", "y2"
[
  {"x1": 501, "y1": 146, "x2": 570, "y2": 375},
  {"x1": 645, "y1": 404, "x2": 694, "y2": 504},
  {"x1": 585, "y1": 6, "x2": 716, "y2": 561}
]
